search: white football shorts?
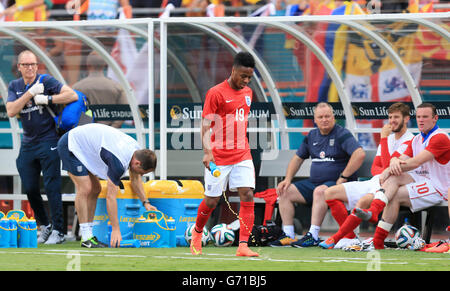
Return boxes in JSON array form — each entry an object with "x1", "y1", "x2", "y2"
[
  {"x1": 342, "y1": 175, "x2": 381, "y2": 211},
  {"x1": 204, "y1": 159, "x2": 255, "y2": 197},
  {"x1": 406, "y1": 172, "x2": 446, "y2": 212}
]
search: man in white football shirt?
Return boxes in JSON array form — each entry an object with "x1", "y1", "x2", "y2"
[
  {"x1": 320, "y1": 102, "x2": 414, "y2": 248},
  {"x1": 57, "y1": 123, "x2": 157, "y2": 248},
  {"x1": 355, "y1": 103, "x2": 449, "y2": 249}
]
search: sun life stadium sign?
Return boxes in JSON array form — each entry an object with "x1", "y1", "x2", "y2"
[{"x1": 1, "y1": 102, "x2": 449, "y2": 122}]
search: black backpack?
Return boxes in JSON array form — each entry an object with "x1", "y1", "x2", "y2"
[
  {"x1": 249, "y1": 220, "x2": 285, "y2": 246},
  {"x1": 232, "y1": 220, "x2": 285, "y2": 247}
]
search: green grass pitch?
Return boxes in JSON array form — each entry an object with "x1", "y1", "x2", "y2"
[{"x1": 0, "y1": 241, "x2": 448, "y2": 271}]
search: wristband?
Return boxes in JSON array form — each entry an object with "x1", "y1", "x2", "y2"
[
  {"x1": 340, "y1": 174, "x2": 350, "y2": 179},
  {"x1": 47, "y1": 95, "x2": 52, "y2": 105}
]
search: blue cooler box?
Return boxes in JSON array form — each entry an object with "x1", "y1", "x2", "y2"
[
  {"x1": 93, "y1": 180, "x2": 147, "y2": 245},
  {"x1": 145, "y1": 180, "x2": 204, "y2": 246}
]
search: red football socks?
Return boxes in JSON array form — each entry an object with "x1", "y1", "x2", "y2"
[
  {"x1": 194, "y1": 200, "x2": 215, "y2": 233},
  {"x1": 238, "y1": 201, "x2": 255, "y2": 243},
  {"x1": 331, "y1": 213, "x2": 361, "y2": 242},
  {"x1": 366, "y1": 199, "x2": 386, "y2": 224},
  {"x1": 327, "y1": 199, "x2": 356, "y2": 239},
  {"x1": 326, "y1": 199, "x2": 349, "y2": 226},
  {"x1": 373, "y1": 226, "x2": 389, "y2": 249}
]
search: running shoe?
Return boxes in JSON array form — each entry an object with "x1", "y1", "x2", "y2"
[
  {"x1": 37, "y1": 224, "x2": 52, "y2": 244},
  {"x1": 81, "y1": 236, "x2": 108, "y2": 248},
  {"x1": 236, "y1": 243, "x2": 259, "y2": 257},
  {"x1": 424, "y1": 240, "x2": 449, "y2": 253},
  {"x1": 291, "y1": 232, "x2": 320, "y2": 248},
  {"x1": 268, "y1": 235, "x2": 297, "y2": 247},
  {"x1": 319, "y1": 237, "x2": 335, "y2": 249},
  {"x1": 45, "y1": 230, "x2": 65, "y2": 244},
  {"x1": 190, "y1": 228, "x2": 203, "y2": 255}
]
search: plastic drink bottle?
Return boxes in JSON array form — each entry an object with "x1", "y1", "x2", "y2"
[
  {"x1": 17, "y1": 218, "x2": 30, "y2": 248},
  {"x1": 209, "y1": 161, "x2": 221, "y2": 177},
  {"x1": 9, "y1": 219, "x2": 18, "y2": 248},
  {"x1": 0, "y1": 218, "x2": 10, "y2": 248},
  {"x1": 108, "y1": 223, "x2": 139, "y2": 248},
  {"x1": 107, "y1": 222, "x2": 112, "y2": 246},
  {"x1": 28, "y1": 218, "x2": 38, "y2": 248},
  {"x1": 118, "y1": 239, "x2": 141, "y2": 248},
  {"x1": 167, "y1": 217, "x2": 176, "y2": 247}
]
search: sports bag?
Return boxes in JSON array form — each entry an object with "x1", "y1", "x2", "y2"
[
  {"x1": 232, "y1": 220, "x2": 285, "y2": 246},
  {"x1": 249, "y1": 220, "x2": 285, "y2": 246},
  {"x1": 46, "y1": 89, "x2": 94, "y2": 136}
]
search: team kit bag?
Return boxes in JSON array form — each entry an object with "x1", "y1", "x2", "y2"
[
  {"x1": 36, "y1": 74, "x2": 93, "y2": 135},
  {"x1": 230, "y1": 220, "x2": 285, "y2": 247},
  {"x1": 46, "y1": 89, "x2": 94, "y2": 136}
]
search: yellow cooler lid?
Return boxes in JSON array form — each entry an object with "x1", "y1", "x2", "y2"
[
  {"x1": 98, "y1": 180, "x2": 150, "y2": 199},
  {"x1": 145, "y1": 180, "x2": 204, "y2": 199}
]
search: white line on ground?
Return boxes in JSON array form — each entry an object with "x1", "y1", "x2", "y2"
[{"x1": 1, "y1": 250, "x2": 447, "y2": 265}]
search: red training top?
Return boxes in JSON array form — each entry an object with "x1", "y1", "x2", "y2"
[{"x1": 202, "y1": 80, "x2": 253, "y2": 165}]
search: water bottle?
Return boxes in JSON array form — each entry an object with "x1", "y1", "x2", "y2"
[
  {"x1": 107, "y1": 222, "x2": 112, "y2": 247},
  {"x1": 167, "y1": 217, "x2": 176, "y2": 248},
  {"x1": 9, "y1": 219, "x2": 18, "y2": 248},
  {"x1": 0, "y1": 218, "x2": 10, "y2": 248},
  {"x1": 209, "y1": 161, "x2": 221, "y2": 177},
  {"x1": 118, "y1": 239, "x2": 141, "y2": 248},
  {"x1": 6, "y1": 210, "x2": 26, "y2": 220},
  {"x1": 108, "y1": 222, "x2": 134, "y2": 248},
  {"x1": 17, "y1": 218, "x2": 30, "y2": 248},
  {"x1": 28, "y1": 218, "x2": 37, "y2": 248}
]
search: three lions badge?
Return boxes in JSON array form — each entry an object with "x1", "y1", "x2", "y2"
[{"x1": 245, "y1": 95, "x2": 251, "y2": 107}]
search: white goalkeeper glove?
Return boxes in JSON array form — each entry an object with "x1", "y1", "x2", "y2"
[
  {"x1": 34, "y1": 94, "x2": 50, "y2": 105},
  {"x1": 27, "y1": 82, "x2": 44, "y2": 97}
]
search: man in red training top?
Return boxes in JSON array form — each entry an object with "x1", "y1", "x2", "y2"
[{"x1": 190, "y1": 52, "x2": 259, "y2": 257}]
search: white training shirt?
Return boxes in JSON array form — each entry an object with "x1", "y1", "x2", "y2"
[
  {"x1": 68, "y1": 123, "x2": 140, "y2": 181},
  {"x1": 407, "y1": 128, "x2": 450, "y2": 196},
  {"x1": 375, "y1": 130, "x2": 415, "y2": 157}
]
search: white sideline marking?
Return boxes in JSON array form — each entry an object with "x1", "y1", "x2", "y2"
[
  {"x1": 0, "y1": 250, "x2": 146, "y2": 258},
  {"x1": 422, "y1": 257, "x2": 450, "y2": 260},
  {"x1": 47, "y1": 249, "x2": 117, "y2": 253},
  {"x1": 1, "y1": 250, "x2": 447, "y2": 265}
]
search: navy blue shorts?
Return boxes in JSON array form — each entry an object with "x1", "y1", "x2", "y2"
[
  {"x1": 292, "y1": 179, "x2": 336, "y2": 205},
  {"x1": 57, "y1": 132, "x2": 89, "y2": 176}
]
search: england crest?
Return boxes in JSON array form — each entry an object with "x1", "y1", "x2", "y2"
[{"x1": 245, "y1": 95, "x2": 251, "y2": 107}]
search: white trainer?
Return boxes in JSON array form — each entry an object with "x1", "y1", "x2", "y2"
[
  {"x1": 44, "y1": 230, "x2": 65, "y2": 244},
  {"x1": 37, "y1": 224, "x2": 52, "y2": 244}
]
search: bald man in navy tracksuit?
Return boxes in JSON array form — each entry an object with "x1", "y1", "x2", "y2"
[{"x1": 6, "y1": 50, "x2": 78, "y2": 244}]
